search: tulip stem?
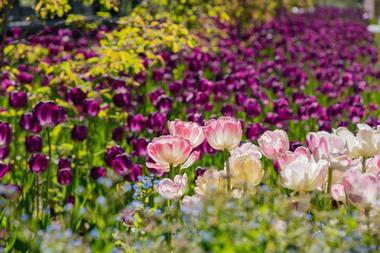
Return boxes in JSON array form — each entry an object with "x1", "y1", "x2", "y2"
[
  {"x1": 36, "y1": 174, "x2": 40, "y2": 220},
  {"x1": 224, "y1": 150, "x2": 231, "y2": 192},
  {"x1": 327, "y1": 167, "x2": 333, "y2": 194},
  {"x1": 45, "y1": 128, "x2": 52, "y2": 214}
]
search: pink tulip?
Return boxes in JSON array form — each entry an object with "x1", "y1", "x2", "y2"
[
  {"x1": 278, "y1": 147, "x2": 328, "y2": 192},
  {"x1": 331, "y1": 183, "x2": 346, "y2": 202},
  {"x1": 203, "y1": 116, "x2": 242, "y2": 151},
  {"x1": 258, "y1": 129, "x2": 289, "y2": 160},
  {"x1": 365, "y1": 154, "x2": 380, "y2": 177},
  {"x1": 156, "y1": 174, "x2": 188, "y2": 199},
  {"x1": 342, "y1": 169, "x2": 380, "y2": 210},
  {"x1": 334, "y1": 124, "x2": 380, "y2": 158},
  {"x1": 168, "y1": 120, "x2": 205, "y2": 148},
  {"x1": 306, "y1": 131, "x2": 361, "y2": 172},
  {"x1": 146, "y1": 136, "x2": 199, "y2": 174}
]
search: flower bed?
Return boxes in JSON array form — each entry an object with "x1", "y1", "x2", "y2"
[{"x1": 0, "y1": 5, "x2": 380, "y2": 252}]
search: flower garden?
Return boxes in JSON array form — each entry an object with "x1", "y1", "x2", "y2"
[{"x1": 1, "y1": 1, "x2": 380, "y2": 252}]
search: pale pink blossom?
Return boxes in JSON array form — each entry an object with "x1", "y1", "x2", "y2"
[
  {"x1": 365, "y1": 153, "x2": 380, "y2": 177},
  {"x1": 306, "y1": 131, "x2": 361, "y2": 171},
  {"x1": 146, "y1": 136, "x2": 199, "y2": 174},
  {"x1": 258, "y1": 129, "x2": 289, "y2": 160},
  {"x1": 331, "y1": 183, "x2": 346, "y2": 202},
  {"x1": 203, "y1": 117, "x2": 242, "y2": 151},
  {"x1": 342, "y1": 169, "x2": 380, "y2": 210},
  {"x1": 334, "y1": 124, "x2": 380, "y2": 158},
  {"x1": 168, "y1": 120, "x2": 205, "y2": 148},
  {"x1": 157, "y1": 174, "x2": 188, "y2": 199},
  {"x1": 229, "y1": 143, "x2": 264, "y2": 188},
  {"x1": 278, "y1": 147, "x2": 328, "y2": 192}
]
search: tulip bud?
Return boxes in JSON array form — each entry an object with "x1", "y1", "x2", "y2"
[
  {"x1": 67, "y1": 87, "x2": 87, "y2": 106},
  {"x1": 125, "y1": 164, "x2": 142, "y2": 182},
  {"x1": 29, "y1": 154, "x2": 49, "y2": 174},
  {"x1": 131, "y1": 138, "x2": 148, "y2": 157},
  {"x1": 105, "y1": 145, "x2": 125, "y2": 167},
  {"x1": 9, "y1": 91, "x2": 28, "y2": 108},
  {"x1": 112, "y1": 127, "x2": 124, "y2": 142},
  {"x1": 0, "y1": 121, "x2": 12, "y2": 148},
  {"x1": 84, "y1": 99, "x2": 100, "y2": 117},
  {"x1": 33, "y1": 102, "x2": 66, "y2": 128},
  {"x1": 19, "y1": 112, "x2": 41, "y2": 133},
  {"x1": 111, "y1": 153, "x2": 134, "y2": 176},
  {"x1": 25, "y1": 135, "x2": 43, "y2": 153},
  {"x1": 127, "y1": 114, "x2": 146, "y2": 133},
  {"x1": 57, "y1": 158, "x2": 73, "y2": 185},
  {"x1": 71, "y1": 125, "x2": 88, "y2": 142}
]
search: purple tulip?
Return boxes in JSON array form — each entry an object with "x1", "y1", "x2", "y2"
[
  {"x1": 17, "y1": 71, "x2": 33, "y2": 84},
  {"x1": 125, "y1": 164, "x2": 142, "y2": 182},
  {"x1": 128, "y1": 114, "x2": 146, "y2": 133},
  {"x1": 19, "y1": 112, "x2": 41, "y2": 133},
  {"x1": 9, "y1": 91, "x2": 28, "y2": 108},
  {"x1": 131, "y1": 138, "x2": 148, "y2": 157},
  {"x1": 200, "y1": 140, "x2": 217, "y2": 155},
  {"x1": 71, "y1": 125, "x2": 88, "y2": 141},
  {"x1": 221, "y1": 104, "x2": 235, "y2": 116},
  {"x1": 66, "y1": 195, "x2": 75, "y2": 205},
  {"x1": 0, "y1": 121, "x2": 12, "y2": 147},
  {"x1": 156, "y1": 95, "x2": 172, "y2": 114},
  {"x1": 111, "y1": 153, "x2": 134, "y2": 176},
  {"x1": 90, "y1": 166, "x2": 106, "y2": 180},
  {"x1": 25, "y1": 135, "x2": 43, "y2": 153},
  {"x1": 0, "y1": 146, "x2": 9, "y2": 159},
  {"x1": 289, "y1": 141, "x2": 303, "y2": 152},
  {"x1": 105, "y1": 145, "x2": 125, "y2": 167},
  {"x1": 0, "y1": 163, "x2": 11, "y2": 179},
  {"x1": 84, "y1": 99, "x2": 100, "y2": 117},
  {"x1": 29, "y1": 154, "x2": 49, "y2": 174},
  {"x1": 113, "y1": 91, "x2": 131, "y2": 108},
  {"x1": 149, "y1": 88, "x2": 165, "y2": 106},
  {"x1": 57, "y1": 168, "x2": 73, "y2": 185},
  {"x1": 67, "y1": 87, "x2": 87, "y2": 106},
  {"x1": 147, "y1": 112, "x2": 166, "y2": 133},
  {"x1": 57, "y1": 158, "x2": 73, "y2": 185},
  {"x1": 246, "y1": 123, "x2": 262, "y2": 141},
  {"x1": 244, "y1": 98, "x2": 261, "y2": 118},
  {"x1": 112, "y1": 127, "x2": 124, "y2": 142},
  {"x1": 33, "y1": 102, "x2": 66, "y2": 128}
]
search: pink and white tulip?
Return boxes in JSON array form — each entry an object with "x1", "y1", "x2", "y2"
[
  {"x1": 342, "y1": 169, "x2": 380, "y2": 211},
  {"x1": 146, "y1": 136, "x2": 199, "y2": 174},
  {"x1": 203, "y1": 117, "x2": 242, "y2": 151},
  {"x1": 229, "y1": 143, "x2": 264, "y2": 188},
  {"x1": 306, "y1": 131, "x2": 361, "y2": 172},
  {"x1": 334, "y1": 124, "x2": 380, "y2": 158},
  {"x1": 168, "y1": 120, "x2": 205, "y2": 148},
  {"x1": 278, "y1": 147, "x2": 328, "y2": 192},
  {"x1": 331, "y1": 183, "x2": 346, "y2": 202},
  {"x1": 156, "y1": 174, "x2": 188, "y2": 200},
  {"x1": 258, "y1": 129, "x2": 289, "y2": 160},
  {"x1": 365, "y1": 154, "x2": 380, "y2": 177}
]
